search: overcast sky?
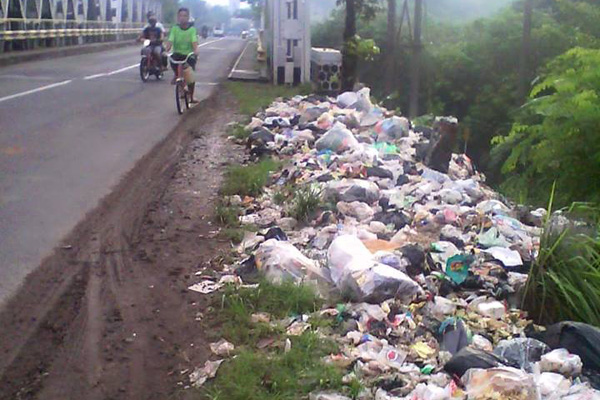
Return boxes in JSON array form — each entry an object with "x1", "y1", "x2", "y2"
[{"x1": 206, "y1": 0, "x2": 232, "y2": 6}]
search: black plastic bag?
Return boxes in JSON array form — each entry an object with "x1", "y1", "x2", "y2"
[{"x1": 444, "y1": 347, "x2": 507, "y2": 378}]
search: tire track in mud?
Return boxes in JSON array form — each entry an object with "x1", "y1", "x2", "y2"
[{"x1": 0, "y1": 90, "x2": 241, "y2": 400}]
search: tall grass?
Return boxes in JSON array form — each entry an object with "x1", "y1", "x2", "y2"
[
  {"x1": 226, "y1": 82, "x2": 311, "y2": 116},
  {"x1": 220, "y1": 159, "x2": 280, "y2": 197},
  {"x1": 523, "y1": 192, "x2": 600, "y2": 326}
]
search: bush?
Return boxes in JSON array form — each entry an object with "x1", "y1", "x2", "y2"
[{"x1": 492, "y1": 47, "x2": 600, "y2": 207}]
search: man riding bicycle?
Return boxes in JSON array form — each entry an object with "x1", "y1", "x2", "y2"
[
  {"x1": 138, "y1": 11, "x2": 165, "y2": 70},
  {"x1": 165, "y1": 7, "x2": 199, "y2": 103}
]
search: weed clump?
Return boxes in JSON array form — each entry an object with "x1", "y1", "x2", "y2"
[
  {"x1": 220, "y1": 159, "x2": 280, "y2": 197},
  {"x1": 290, "y1": 186, "x2": 323, "y2": 222}
]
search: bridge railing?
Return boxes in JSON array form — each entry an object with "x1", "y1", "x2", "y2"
[{"x1": 0, "y1": 18, "x2": 147, "y2": 53}]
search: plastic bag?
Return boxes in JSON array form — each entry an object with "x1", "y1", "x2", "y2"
[
  {"x1": 337, "y1": 201, "x2": 375, "y2": 222},
  {"x1": 535, "y1": 321, "x2": 600, "y2": 372},
  {"x1": 540, "y1": 349, "x2": 583, "y2": 377},
  {"x1": 353, "y1": 340, "x2": 408, "y2": 371},
  {"x1": 493, "y1": 338, "x2": 549, "y2": 372},
  {"x1": 484, "y1": 246, "x2": 524, "y2": 268},
  {"x1": 327, "y1": 179, "x2": 381, "y2": 204},
  {"x1": 309, "y1": 393, "x2": 352, "y2": 400},
  {"x1": 315, "y1": 122, "x2": 360, "y2": 154},
  {"x1": 463, "y1": 367, "x2": 538, "y2": 400},
  {"x1": 375, "y1": 116, "x2": 410, "y2": 141},
  {"x1": 255, "y1": 239, "x2": 330, "y2": 284},
  {"x1": 328, "y1": 235, "x2": 420, "y2": 303},
  {"x1": 536, "y1": 372, "x2": 571, "y2": 399},
  {"x1": 356, "y1": 87, "x2": 373, "y2": 112},
  {"x1": 445, "y1": 254, "x2": 473, "y2": 285},
  {"x1": 440, "y1": 318, "x2": 469, "y2": 355},
  {"x1": 336, "y1": 91, "x2": 359, "y2": 109},
  {"x1": 444, "y1": 347, "x2": 507, "y2": 377}
]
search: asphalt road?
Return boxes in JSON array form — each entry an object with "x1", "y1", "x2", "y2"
[{"x1": 0, "y1": 37, "x2": 245, "y2": 306}]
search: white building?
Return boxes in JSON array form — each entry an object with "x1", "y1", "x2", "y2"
[
  {"x1": 263, "y1": 0, "x2": 311, "y2": 85},
  {"x1": 229, "y1": 0, "x2": 240, "y2": 13}
]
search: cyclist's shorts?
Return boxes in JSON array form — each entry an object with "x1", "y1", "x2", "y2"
[{"x1": 170, "y1": 53, "x2": 196, "y2": 72}]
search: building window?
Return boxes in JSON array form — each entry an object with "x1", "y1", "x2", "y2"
[
  {"x1": 287, "y1": 2, "x2": 292, "y2": 19},
  {"x1": 293, "y1": 39, "x2": 299, "y2": 47},
  {"x1": 287, "y1": 39, "x2": 292, "y2": 57},
  {"x1": 293, "y1": 0, "x2": 298, "y2": 19}
]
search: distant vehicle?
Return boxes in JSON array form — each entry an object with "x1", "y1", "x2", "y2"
[
  {"x1": 213, "y1": 27, "x2": 225, "y2": 37},
  {"x1": 248, "y1": 28, "x2": 257, "y2": 38},
  {"x1": 241, "y1": 30, "x2": 248, "y2": 39}
]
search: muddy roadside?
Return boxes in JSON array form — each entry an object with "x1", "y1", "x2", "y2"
[{"x1": 0, "y1": 89, "x2": 244, "y2": 400}]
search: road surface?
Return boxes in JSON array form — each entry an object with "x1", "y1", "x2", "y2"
[{"x1": 0, "y1": 37, "x2": 245, "y2": 306}]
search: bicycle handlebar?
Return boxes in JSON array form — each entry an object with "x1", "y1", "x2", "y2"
[{"x1": 168, "y1": 52, "x2": 195, "y2": 64}]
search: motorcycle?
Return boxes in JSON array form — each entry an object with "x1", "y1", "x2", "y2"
[{"x1": 139, "y1": 39, "x2": 164, "y2": 82}]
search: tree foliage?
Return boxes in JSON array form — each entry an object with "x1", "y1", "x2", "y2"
[
  {"x1": 313, "y1": 0, "x2": 600, "y2": 197},
  {"x1": 492, "y1": 47, "x2": 600, "y2": 207}
]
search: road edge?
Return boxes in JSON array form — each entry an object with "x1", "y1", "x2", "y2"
[{"x1": 0, "y1": 89, "x2": 222, "y2": 397}]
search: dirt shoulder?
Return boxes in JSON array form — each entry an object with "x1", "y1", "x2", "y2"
[{"x1": 0, "y1": 89, "x2": 244, "y2": 400}]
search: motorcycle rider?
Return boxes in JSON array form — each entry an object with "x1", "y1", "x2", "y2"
[
  {"x1": 138, "y1": 11, "x2": 165, "y2": 70},
  {"x1": 165, "y1": 7, "x2": 199, "y2": 103}
]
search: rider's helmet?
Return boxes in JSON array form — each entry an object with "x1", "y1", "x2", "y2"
[{"x1": 147, "y1": 11, "x2": 157, "y2": 23}]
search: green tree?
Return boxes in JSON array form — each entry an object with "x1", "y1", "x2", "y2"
[
  {"x1": 492, "y1": 47, "x2": 600, "y2": 206},
  {"x1": 336, "y1": 0, "x2": 381, "y2": 91}
]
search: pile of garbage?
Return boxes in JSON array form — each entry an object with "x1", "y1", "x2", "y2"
[{"x1": 198, "y1": 88, "x2": 600, "y2": 399}]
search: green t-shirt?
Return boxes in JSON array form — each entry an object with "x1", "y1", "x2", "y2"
[{"x1": 168, "y1": 25, "x2": 198, "y2": 55}]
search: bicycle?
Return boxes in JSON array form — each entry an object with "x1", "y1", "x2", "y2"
[{"x1": 169, "y1": 52, "x2": 195, "y2": 115}]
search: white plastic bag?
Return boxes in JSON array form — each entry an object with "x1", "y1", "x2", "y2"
[
  {"x1": 255, "y1": 239, "x2": 330, "y2": 284},
  {"x1": 540, "y1": 349, "x2": 583, "y2": 377},
  {"x1": 328, "y1": 235, "x2": 419, "y2": 303}
]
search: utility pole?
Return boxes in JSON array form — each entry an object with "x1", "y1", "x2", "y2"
[
  {"x1": 384, "y1": 0, "x2": 397, "y2": 93},
  {"x1": 342, "y1": 0, "x2": 358, "y2": 92},
  {"x1": 408, "y1": 0, "x2": 423, "y2": 118},
  {"x1": 518, "y1": 0, "x2": 533, "y2": 103}
]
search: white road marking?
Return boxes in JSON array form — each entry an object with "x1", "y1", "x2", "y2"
[
  {"x1": 197, "y1": 37, "x2": 225, "y2": 48},
  {"x1": 230, "y1": 40, "x2": 251, "y2": 75},
  {"x1": 0, "y1": 80, "x2": 72, "y2": 104},
  {"x1": 83, "y1": 73, "x2": 108, "y2": 80},
  {"x1": 107, "y1": 64, "x2": 139, "y2": 75}
]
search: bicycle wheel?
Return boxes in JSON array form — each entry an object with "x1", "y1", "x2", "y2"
[
  {"x1": 184, "y1": 87, "x2": 190, "y2": 110},
  {"x1": 139, "y1": 60, "x2": 149, "y2": 82},
  {"x1": 175, "y1": 83, "x2": 184, "y2": 115}
]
